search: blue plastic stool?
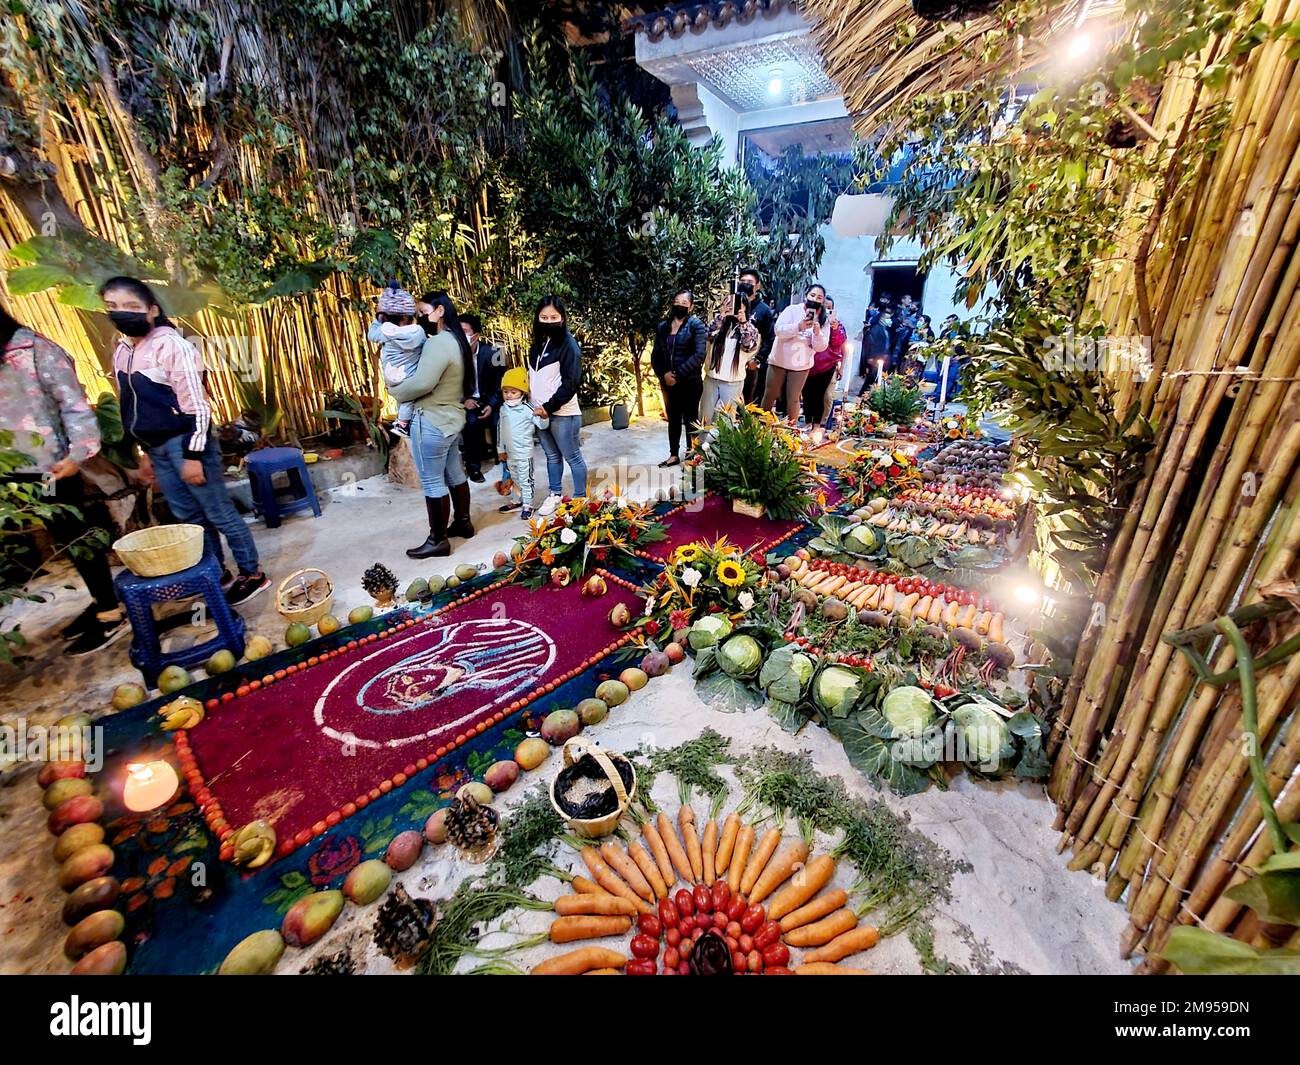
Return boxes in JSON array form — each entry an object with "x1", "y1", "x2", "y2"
[
  {"x1": 246, "y1": 447, "x2": 322, "y2": 529},
  {"x1": 114, "y1": 550, "x2": 246, "y2": 689}
]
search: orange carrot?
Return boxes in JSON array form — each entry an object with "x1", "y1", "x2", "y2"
[
  {"x1": 579, "y1": 848, "x2": 651, "y2": 914},
  {"x1": 783, "y1": 907, "x2": 858, "y2": 947},
  {"x1": 679, "y1": 804, "x2": 703, "y2": 882},
  {"x1": 749, "y1": 839, "x2": 811, "y2": 906},
  {"x1": 779, "y1": 889, "x2": 849, "y2": 933},
  {"x1": 530, "y1": 946, "x2": 627, "y2": 975},
  {"x1": 641, "y1": 819, "x2": 677, "y2": 891},
  {"x1": 803, "y1": 925, "x2": 880, "y2": 964},
  {"x1": 768, "y1": 854, "x2": 836, "y2": 920},
  {"x1": 658, "y1": 812, "x2": 694, "y2": 883},
  {"x1": 727, "y1": 824, "x2": 755, "y2": 893},
  {"x1": 714, "y1": 813, "x2": 740, "y2": 878},
  {"x1": 794, "y1": 962, "x2": 872, "y2": 975},
  {"x1": 740, "y1": 827, "x2": 783, "y2": 896},
  {"x1": 599, "y1": 842, "x2": 653, "y2": 903},
  {"x1": 627, "y1": 840, "x2": 667, "y2": 900},
  {"x1": 701, "y1": 819, "x2": 718, "y2": 885},
  {"x1": 554, "y1": 894, "x2": 638, "y2": 917},
  {"x1": 582, "y1": 968, "x2": 623, "y2": 975},
  {"x1": 571, "y1": 875, "x2": 608, "y2": 896},
  {"x1": 549, "y1": 915, "x2": 632, "y2": 943}
]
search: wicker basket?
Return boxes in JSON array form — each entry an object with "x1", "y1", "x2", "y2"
[
  {"x1": 113, "y1": 524, "x2": 205, "y2": 577},
  {"x1": 275, "y1": 568, "x2": 335, "y2": 628},
  {"x1": 549, "y1": 736, "x2": 636, "y2": 838}
]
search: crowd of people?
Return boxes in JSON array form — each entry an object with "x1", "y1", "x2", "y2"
[{"x1": 858, "y1": 294, "x2": 964, "y2": 394}]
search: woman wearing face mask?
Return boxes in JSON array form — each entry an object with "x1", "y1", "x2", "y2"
[
  {"x1": 391, "y1": 292, "x2": 477, "y2": 558},
  {"x1": 650, "y1": 289, "x2": 707, "y2": 467},
  {"x1": 763, "y1": 283, "x2": 829, "y2": 422},
  {"x1": 101, "y1": 276, "x2": 268, "y2": 605},
  {"x1": 526, "y1": 296, "x2": 587, "y2": 515},
  {"x1": 802, "y1": 294, "x2": 846, "y2": 428},
  {"x1": 368, "y1": 282, "x2": 426, "y2": 437}
]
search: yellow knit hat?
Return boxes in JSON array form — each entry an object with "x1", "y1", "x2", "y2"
[{"x1": 501, "y1": 367, "x2": 529, "y2": 395}]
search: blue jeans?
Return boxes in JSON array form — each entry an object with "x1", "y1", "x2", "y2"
[
  {"x1": 410, "y1": 410, "x2": 467, "y2": 498},
  {"x1": 149, "y1": 432, "x2": 260, "y2": 575},
  {"x1": 538, "y1": 413, "x2": 587, "y2": 496}
]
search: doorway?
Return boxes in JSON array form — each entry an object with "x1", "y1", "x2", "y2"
[{"x1": 869, "y1": 262, "x2": 927, "y2": 310}]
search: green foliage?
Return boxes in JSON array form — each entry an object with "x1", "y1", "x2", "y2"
[
  {"x1": 864, "y1": 377, "x2": 926, "y2": 423},
  {"x1": 699, "y1": 405, "x2": 814, "y2": 521}
]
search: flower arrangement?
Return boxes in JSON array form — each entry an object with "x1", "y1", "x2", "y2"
[
  {"x1": 698, "y1": 404, "x2": 826, "y2": 521},
  {"x1": 839, "y1": 405, "x2": 884, "y2": 438},
  {"x1": 840, "y1": 446, "x2": 922, "y2": 506},
  {"x1": 938, "y1": 413, "x2": 980, "y2": 441},
  {"x1": 637, "y1": 537, "x2": 766, "y2": 637},
  {"x1": 511, "y1": 492, "x2": 667, "y2": 588}
]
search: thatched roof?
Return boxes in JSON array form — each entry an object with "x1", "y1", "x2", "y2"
[{"x1": 801, "y1": 0, "x2": 1126, "y2": 133}]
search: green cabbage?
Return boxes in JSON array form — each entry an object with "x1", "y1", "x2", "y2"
[
  {"x1": 717, "y1": 634, "x2": 762, "y2": 678},
  {"x1": 759, "y1": 646, "x2": 815, "y2": 704},
  {"x1": 815, "y1": 665, "x2": 864, "y2": 716},
  {"x1": 881, "y1": 685, "x2": 936, "y2": 738},
  {"x1": 688, "y1": 615, "x2": 733, "y2": 650},
  {"x1": 844, "y1": 524, "x2": 880, "y2": 555},
  {"x1": 952, "y1": 701, "x2": 1011, "y2": 766}
]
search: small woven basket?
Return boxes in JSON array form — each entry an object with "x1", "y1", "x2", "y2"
[
  {"x1": 113, "y1": 524, "x2": 205, "y2": 577},
  {"x1": 550, "y1": 736, "x2": 636, "y2": 838},
  {"x1": 275, "y1": 568, "x2": 335, "y2": 627}
]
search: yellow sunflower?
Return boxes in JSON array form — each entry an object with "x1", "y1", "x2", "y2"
[
  {"x1": 716, "y1": 559, "x2": 747, "y2": 587},
  {"x1": 674, "y1": 544, "x2": 702, "y2": 564}
]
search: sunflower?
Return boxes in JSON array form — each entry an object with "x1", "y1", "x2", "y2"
[
  {"x1": 716, "y1": 559, "x2": 747, "y2": 587},
  {"x1": 674, "y1": 544, "x2": 702, "y2": 564}
]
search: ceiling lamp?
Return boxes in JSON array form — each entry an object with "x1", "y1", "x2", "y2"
[{"x1": 768, "y1": 67, "x2": 783, "y2": 96}]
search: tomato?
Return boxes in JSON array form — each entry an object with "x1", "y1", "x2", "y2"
[
  {"x1": 679, "y1": 915, "x2": 696, "y2": 935},
  {"x1": 726, "y1": 895, "x2": 748, "y2": 922},
  {"x1": 665, "y1": 926, "x2": 681, "y2": 947},
  {"x1": 740, "y1": 904, "x2": 765, "y2": 934},
  {"x1": 754, "y1": 921, "x2": 782, "y2": 949},
  {"x1": 762, "y1": 943, "x2": 790, "y2": 967},
  {"x1": 692, "y1": 925, "x2": 706, "y2": 942},
  {"x1": 630, "y1": 934, "x2": 659, "y2": 960},
  {"x1": 626, "y1": 959, "x2": 656, "y2": 975},
  {"x1": 679, "y1": 936, "x2": 693, "y2": 959},
  {"x1": 658, "y1": 899, "x2": 678, "y2": 928},
  {"x1": 731, "y1": 950, "x2": 746, "y2": 971},
  {"x1": 711, "y1": 880, "x2": 731, "y2": 912},
  {"x1": 725, "y1": 935, "x2": 739, "y2": 952},
  {"x1": 663, "y1": 946, "x2": 680, "y2": 969},
  {"x1": 712, "y1": 912, "x2": 729, "y2": 931},
  {"x1": 746, "y1": 949, "x2": 763, "y2": 973},
  {"x1": 738, "y1": 933, "x2": 754, "y2": 954},
  {"x1": 674, "y1": 888, "x2": 695, "y2": 918},
  {"x1": 693, "y1": 885, "x2": 713, "y2": 915},
  {"x1": 766, "y1": 966, "x2": 794, "y2": 975},
  {"x1": 677, "y1": 961, "x2": 690, "y2": 975},
  {"x1": 637, "y1": 914, "x2": 662, "y2": 938}
]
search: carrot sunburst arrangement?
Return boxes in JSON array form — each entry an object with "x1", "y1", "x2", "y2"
[{"x1": 510, "y1": 492, "x2": 667, "y2": 588}]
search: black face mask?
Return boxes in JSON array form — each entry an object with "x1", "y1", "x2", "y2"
[
  {"x1": 538, "y1": 320, "x2": 565, "y2": 340},
  {"x1": 805, "y1": 301, "x2": 824, "y2": 317},
  {"x1": 671, "y1": 305, "x2": 689, "y2": 320},
  {"x1": 109, "y1": 310, "x2": 154, "y2": 337},
  {"x1": 736, "y1": 281, "x2": 755, "y2": 297}
]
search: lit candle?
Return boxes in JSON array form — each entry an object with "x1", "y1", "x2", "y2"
[
  {"x1": 123, "y1": 760, "x2": 179, "y2": 812},
  {"x1": 875, "y1": 359, "x2": 884, "y2": 385},
  {"x1": 938, "y1": 354, "x2": 952, "y2": 411}
]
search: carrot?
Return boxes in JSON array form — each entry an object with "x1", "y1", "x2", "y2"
[
  {"x1": 783, "y1": 907, "x2": 858, "y2": 947},
  {"x1": 794, "y1": 962, "x2": 872, "y2": 975},
  {"x1": 627, "y1": 841, "x2": 667, "y2": 900},
  {"x1": 769, "y1": 854, "x2": 836, "y2": 920},
  {"x1": 804, "y1": 925, "x2": 880, "y2": 964},
  {"x1": 530, "y1": 946, "x2": 627, "y2": 975},
  {"x1": 727, "y1": 824, "x2": 755, "y2": 893},
  {"x1": 640, "y1": 818, "x2": 677, "y2": 892},
  {"x1": 779, "y1": 889, "x2": 849, "y2": 933},
  {"x1": 658, "y1": 812, "x2": 694, "y2": 883},
  {"x1": 599, "y1": 843, "x2": 654, "y2": 903},
  {"x1": 571, "y1": 875, "x2": 608, "y2": 896},
  {"x1": 714, "y1": 813, "x2": 740, "y2": 878},
  {"x1": 550, "y1": 915, "x2": 632, "y2": 943},
  {"x1": 582, "y1": 968, "x2": 623, "y2": 975},
  {"x1": 739, "y1": 827, "x2": 783, "y2": 896},
  {"x1": 749, "y1": 839, "x2": 812, "y2": 906},
  {"x1": 554, "y1": 893, "x2": 638, "y2": 917},
  {"x1": 679, "y1": 805, "x2": 703, "y2": 882},
  {"x1": 988, "y1": 613, "x2": 1004, "y2": 643},
  {"x1": 701, "y1": 819, "x2": 718, "y2": 885},
  {"x1": 579, "y1": 848, "x2": 651, "y2": 914}
]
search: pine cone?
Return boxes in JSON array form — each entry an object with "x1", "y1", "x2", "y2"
[{"x1": 362, "y1": 562, "x2": 398, "y2": 598}]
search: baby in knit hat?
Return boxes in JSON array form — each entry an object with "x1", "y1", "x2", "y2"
[{"x1": 368, "y1": 281, "x2": 425, "y2": 437}]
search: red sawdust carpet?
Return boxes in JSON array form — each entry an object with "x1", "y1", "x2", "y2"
[
  {"x1": 645, "y1": 492, "x2": 833, "y2": 562},
  {"x1": 184, "y1": 579, "x2": 640, "y2": 843}
]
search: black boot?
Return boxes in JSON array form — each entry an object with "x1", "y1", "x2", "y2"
[
  {"x1": 407, "y1": 496, "x2": 451, "y2": 558},
  {"x1": 447, "y1": 481, "x2": 476, "y2": 539}
]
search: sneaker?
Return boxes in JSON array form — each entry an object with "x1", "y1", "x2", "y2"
[
  {"x1": 219, "y1": 567, "x2": 235, "y2": 589},
  {"x1": 226, "y1": 572, "x2": 270, "y2": 605},
  {"x1": 67, "y1": 614, "x2": 127, "y2": 656},
  {"x1": 498, "y1": 500, "x2": 522, "y2": 513},
  {"x1": 536, "y1": 493, "x2": 562, "y2": 517},
  {"x1": 391, "y1": 422, "x2": 410, "y2": 438},
  {"x1": 467, "y1": 468, "x2": 485, "y2": 483},
  {"x1": 60, "y1": 603, "x2": 103, "y2": 641},
  {"x1": 520, "y1": 507, "x2": 532, "y2": 520}
]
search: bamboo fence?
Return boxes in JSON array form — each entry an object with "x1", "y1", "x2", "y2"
[{"x1": 806, "y1": 0, "x2": 1300, "y2": 967}]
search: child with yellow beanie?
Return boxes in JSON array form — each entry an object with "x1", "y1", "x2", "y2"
[{"x1": 496, "y1": 366, "x2": 548, "y2": 518}]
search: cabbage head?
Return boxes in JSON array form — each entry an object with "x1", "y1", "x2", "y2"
[
  {"x1": 952, "y1": 701, "x2": 1011, "y2": 767},
  {"x1": 717, "y1": 634, "x2": 762, "y2": 678},
  {"x1": 815, "y1": 665, "x2": 864, "y2": 716},
  {"x1": 844, "y1": 524, "x2": 880, "y2": 555},
  {"x1": 759, "y1": 646, "x2": 815, "y2": 704},
  {"x1": 881, "y1": 685, "x2": 936, "y2": 738},
  {"x1": 688, "y1": 614, "x2": 733, "y2": 650}
]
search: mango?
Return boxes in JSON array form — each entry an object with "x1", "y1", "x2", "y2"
[
  {"x1": 427, "y1": 574, "x2": 446, "y2": 594},
  {"x1": 617, "y1": 668, "x2": 648, "y2": 692},
  {"x1": 284, "y1": 622, "x2": 311, "y2": 647},
  {"x1": 454, "y1": 563, "x2": 479, "y2": 582},
  {"x1": 385, "y1": 830, "x2": 423, "y2": 871},
  {"x1": 513, "y1": 737, "x2": 550, "y2": 771},
  {"x1": 58, "y1": 843, "x2": 115, "y2": 891},
  {"x1": 204, "y1": 648, "x2": 237, "y2": 675},
  {"x1": 243, "y1": 635, "x2": 274, "y2": 661},
  {"x1": 457, "y1": 782, "x2": 492, "y2": 806},
  {"x1": 281, "y1": 889, "x2": 345, "y2": 947},
  {"x1": 48, "y1": 794, "x2": 103, "y2": 835},
  {"x1": 53, "y1": 822, "x2": 104, "y2": 863},
  {"x1": 218, "y1": 929, "x2": 285, "y2": 975},
  {"x1": 540, "y1": 709, "x2": 580, "y2": 745},
  {"x1": 405, "y1": 578, "x2": 430, "y2": 602},
  {"x1": 64, "y1": 909, "x2": 125, "y2": 960},
  {"x1": 38, "y1": 760, "x2": 86, "y2": 789},
  {"x1": 445, "y1": 575, "x2": 460, "y2": 589},
  {"x1": 595, "y1": 679, "x2": 631, "y2": 706},
  {"x1": 576, "y1": 698, "x2": 608, "y2": 726},
  {"x1": 69, "y1": 940, "x2": 126, "y2": 975},
  {"x1": 664, "y1": 642, "x2": 686, "y2": 664},
  {"x1": 63, "y1": 876, "x2": 120, "y2": 925},
  {"x1": 111, "y1": 683, "x2": 147, "y2": 710},
  {"x1": 317, "y1": 613, "x2": 341, "y2": 636},
  {"x1": 483, "y1": 760, "x2": 519, "y2": 793},
  {"x1": 343, "y1": 860, "x2": 392, "y2": 905},
  {"x1": 157, "y1": 665, "x2": 192, "y2": 693},
  {"x1": 44, "y1": 776, "x2": 94, "y2": 810},
  {"x1": 348, "y1": 605, "x2": 374, "y2": 625},
  {"x1": 424, "y1": 809, "x2": 449, "y2": 845},
  {"x1": 491, "y1": 551, "x2": 509, "y2": 569},
  {"x1": 55, "y1": 712, "x2": 92, "y2": 733}
]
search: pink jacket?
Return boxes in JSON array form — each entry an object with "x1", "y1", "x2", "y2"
[
  {"x1": 111, "y1": 326, "x2": 210, "y2": 456},
  {"x1": 769, "y1": 303, "x2": 830, "y2": 372}
]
